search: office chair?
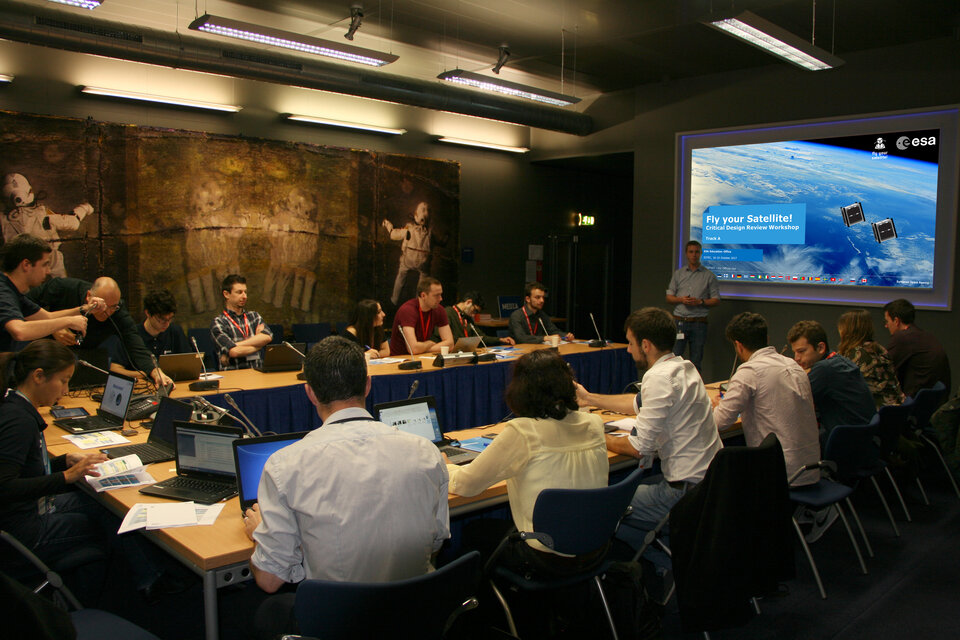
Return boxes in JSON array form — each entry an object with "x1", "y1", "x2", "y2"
[
  {"x1": 186, "y1": 328, "x2": 218, "y2": 371},
  {"x1": 290, "y1": 551, "x2": 482, "y2": 640},
  {"x1": 292, "y1": 322, "x2": 331, "y2": 345},
  {"x1": 267, "y1": 323, "x2": 284, "y2": 344},
  {"x1": 908, "y1": 382, "x2": 960, "y2": 500},
  {"x1": 872, "y1": 402, "x2": 916, "y2": 521},
  {"x1": 0, "y1": 531, "x2": 160, "y2": 640},
  {"x1": 788, "y1": 460, "x2": 869, "y2": 599},
  {"x1": 486, "y1": 466, "x2": 645, "y2": 640}
]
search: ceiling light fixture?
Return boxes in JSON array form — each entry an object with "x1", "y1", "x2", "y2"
[
  {"x1": 492, "y1": 45, "x2": 510, "y2": 75},
  {"x1": 437, "y1": 69, "x2": 580, "y2": 107},
  {"x1": 79, "y1": 86, "x2": 242, "y2": 112},
  {"x1": 286, "y1": 114, "x2": 405, "y2": 135},
  {"x1": 188, "y1": 13, "x2": 398, "y2": 67},
  {"x1": 436, "y1": 136, "x2": 529, "y2": 154},
  {"x1": 705, "y1": 10, "x2": 844, "y2": 71},
  {"x1": 47, "y1": 0, "x2": 102, "y2": 8},
  {"x1": 344, "y1": 5, "x2": 363, "y2": 41},
  {"x1": 0, "y1": 74, "x2": 13, "y2": 83}
]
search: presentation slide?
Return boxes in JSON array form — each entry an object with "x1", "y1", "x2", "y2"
[{"x1": 690, "y1": 129, "x2": 939, "y2": 289}]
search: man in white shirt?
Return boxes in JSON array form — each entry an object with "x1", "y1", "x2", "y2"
[
  {"x1": 577, "y1": 307, "x2": 722, "y2": 546},
  {"x1": 713, "y1": 312, "x2": 820, "y2": 487},
  {"x1": 242, "y1": 336, "x2": 450, "y2": 637}
]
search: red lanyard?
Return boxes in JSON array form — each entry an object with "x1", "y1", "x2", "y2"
[
  {"x1": 419, "y1": 308, "x2": 433, "y2": 340},
  {"x1": 223, "y1": 310, "x2": 250, "y2": 338},
  {"x1": 522, "y1": 307, "x2": 537, "y2": 335},
  {"x1": 453, "y1": 307, "x2": 469, "y2": 337}
]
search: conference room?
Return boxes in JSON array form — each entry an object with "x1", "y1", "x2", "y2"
[{"x1": 1, "y1": 1, "x2": 959, "y2": 639}]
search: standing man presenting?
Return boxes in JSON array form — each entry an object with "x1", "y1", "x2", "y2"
[
  {"x1": 666, "y1": 240, "x2": 720, "y2": 372},
  {"x1": 389, "y1": 276, "x2": 454, "y2": 356},
  {"x1": 0, "y1": 234, "x2": 90, "y2": 352},
  {"x1": 576, "y1": 307, "x2": 721, "y2": 549},
  {"x1": 508, "y1": 282, "x2": 574, "y2": 344},
  {"x1": 210, "y1": 274, "x2": 273, "y2": 370}
]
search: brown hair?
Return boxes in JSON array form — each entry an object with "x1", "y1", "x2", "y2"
[
  {"x1": 837, "y1": 309, "x2": 874, "y2": 357},
  {"x1": 787, "y1": 320, "x2": 829, "y2": 352},
  {"x1": 0, "y1": 339, "x2": 76, "y2": 398},
  {"x1": 505, "y1": 349, "x2": 578, "y2": 420}
]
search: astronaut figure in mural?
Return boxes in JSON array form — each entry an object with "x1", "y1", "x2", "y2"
[
  {"x1": 184, "y1": 180, "x2": 243, "y2": 314},
  {"x1": 383, "y1": 200, "x2": 433, "y2": 307},
  {"x1": 1, "y1": 172, "x2": 93, "y2": 277},
  {"x1": 262, "y1": 187, "x2": 319, "y2": 311}
]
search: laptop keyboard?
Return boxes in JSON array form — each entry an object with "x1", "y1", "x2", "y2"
[
  {"x1": 106, "y1": 443, "x2": 170, "y2": 464},
  {"x1": 439, "y1": 445, "x2": 473, "y2": 462},
  {"x1": 163, "y1": 476, "x2": 235, "y2": 499},
  {"x1": 127, "y1": 397, "x2": 160, "y2": 421}
]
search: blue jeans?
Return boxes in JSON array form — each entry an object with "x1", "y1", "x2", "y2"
[
  {"x1": 615, "y1": 475, "x2": 688, "y2": 569},
  {"x1": 673, "y1": 319, "x2": 708, "y2": 373}
]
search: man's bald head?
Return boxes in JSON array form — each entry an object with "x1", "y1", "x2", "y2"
[{"x1": 87, "y1": 277, "x2": 122, "y2": 321}]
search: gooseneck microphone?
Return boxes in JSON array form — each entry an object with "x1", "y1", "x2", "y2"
[
  {"x1": 189, "y1": 336, "x2": 220, "y2": 391},
  {"x1": 407, "y1": 379, "x2": 420, "y2": 399},
  {"x1": 588, "y1": 312, "x2": 606, "y2": 348},
  {"x1": 397, "y1": 326, "x2": 422, "y2": 370},
  {"x1": 78, "y1": 359, "x2": 110, "y2": 376},
  {"x1": 283, "y1": 341, "x2": 306, "y2": 358},
  {"x1": 223, "y1": 393, "x2": 262, "y2": 437},
  {"x1": 470, "y1": 324, "x2": 489, "y2": 350}
]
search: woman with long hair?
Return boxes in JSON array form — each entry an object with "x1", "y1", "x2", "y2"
[
  {"x1": 447, "y1": 348, "x2": 608, "y2": 575},
  {"x1": 837, "y1": 309, "x2": 905, "y2": 408},
  {"x1": 344, "y1": 299, "x2": 390, "y2": 359}
]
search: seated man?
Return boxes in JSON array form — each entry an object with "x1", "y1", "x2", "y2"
[
  {"x1": 508, "y1": 282, "x2": 574, "y2": 344},
  {"x1": 576, "y1": 307, "x2": 721, "y2": 549},
  {"x1": 440, "y1": 290, "x2": 515, "y2": 346},
  {"x1": 27, "y1": 275, "x2": 173, "y2": 387},
  {"x1": 788, "y1": 320, "x2": 877, "y2": 440},
  {"x1": 389, "y1": 276, "x2": 454, "y2": 355},
  {"x1": 107, "y1": 289, "x2": 190, "y2": 376},
  {"x1": 210, "y1": 274, "x2": 272, "y2": 370},
  {"x1": 242, "y1": 336, "x2": 450, "y2": 636},
  {"x1": 0, "y1": 234, "x2": 90, "y2": 352},
  {"x1": 883, "y1": 298, "x2": 951, "y2": 397},
  {"x1": 713, "y1": 312, "x2": 820, "y2": 487}
]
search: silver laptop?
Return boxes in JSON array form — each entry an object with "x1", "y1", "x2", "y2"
[
  {"x1": 451, "y1": 336, "x2": 484, "y2": 353},
  {"x1": 158, "y1": 352, "x2": 204, "y2": 382},
  {"x1": 53, "y1": 372, "x2": 135, "y2": 434}
]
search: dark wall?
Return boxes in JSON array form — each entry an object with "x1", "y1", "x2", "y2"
[{"x1": 618, "y1": 37, "x2": 960, "y2": 384}]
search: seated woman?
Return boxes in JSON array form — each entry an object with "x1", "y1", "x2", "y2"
[
  {"x1": 0, "y1": 340, "x2": 167, "y2": 600},
  {"x1": 447, "y1": 349, "x2": 608, "y2": 575},
  {"x1": 837, "y1": 309, "x2": 905, "y2": 408},
  {"x1": 344, "y1": 299, "x2": 390, "y2": 359}
]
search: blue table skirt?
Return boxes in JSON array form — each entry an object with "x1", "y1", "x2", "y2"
[{"x1": 203, "y1": 347, "x2": 637, "y2": 434}]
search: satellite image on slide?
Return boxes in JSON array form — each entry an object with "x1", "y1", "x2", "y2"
[{"x1": 690, "y1": 132, "x2": 938, "y2": 288}]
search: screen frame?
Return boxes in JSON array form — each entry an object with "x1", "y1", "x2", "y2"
[{"x1": 675, "y1": 106, "x2": 959, "y2": 310}]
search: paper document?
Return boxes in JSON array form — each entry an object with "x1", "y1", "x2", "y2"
[
  {"x1": 62, "y1": 431, "x2": 130, "y2": 449},
  {"x1": 369, "y1": 357, "x2": 405, "y2": 364},
  {"x1": 118, "y1": 502, "x2": 225, "y2": 533},
  {"x1": 85, "y1": 455, "x2": 156, "y2": 492},
  {"x1": 604, "y1": 418, "x2": 635, "y2": 431}
]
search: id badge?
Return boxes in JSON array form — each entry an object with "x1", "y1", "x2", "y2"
[{"x1": 676, "y1": 332, "x2": 685, "y2": 340}]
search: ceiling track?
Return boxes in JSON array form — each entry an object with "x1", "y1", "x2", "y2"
[{"x1": 0, "y1": 5, "x2": 593, "y2": 136}]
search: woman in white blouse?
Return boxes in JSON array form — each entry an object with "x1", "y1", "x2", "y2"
[{"x1": 447, "y1": 349, "x2": 609, "y2": 575}]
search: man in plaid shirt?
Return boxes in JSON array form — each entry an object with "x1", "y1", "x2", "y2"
[{"x1": 210, "y1": 274, "x2": 273, "y2": 370}]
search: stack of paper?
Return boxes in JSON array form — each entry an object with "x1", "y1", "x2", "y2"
[
  {"x1": 63, "y1": 431, "x2": 130, "y2": 449},
  {"x1": 118, "y1": 502, "x2": 225, "y2": 533},
  {"x1": 85, "y1": 455, "x2": 155, "y2": 492}
]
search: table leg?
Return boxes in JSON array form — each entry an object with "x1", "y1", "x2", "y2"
[{"x1": 204, "y1": 570, "x2": 219, "y2": 640}]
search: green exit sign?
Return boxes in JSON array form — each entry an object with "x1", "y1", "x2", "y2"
[{"x1": 577, "y1": 213, "x2": 596, "y2": 226}]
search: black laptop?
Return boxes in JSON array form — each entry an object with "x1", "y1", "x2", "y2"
[
  {"x1": 53, "y1": 372, "x2": 136, "y2": 434},
  {"x1": 373, "y1": 396, "x2": 479, "y2": 465},
  {"x1": 68, "y1": 348, "x2": 111, "y2": 390},
  {"x1": 138, "y1": 421, "x2": 243, "y2": 504},
  {"x1": 254, "y1": 342, "x2": 306, "y2": 373},
  {"x1": 101, "y1": 397, "x2": 194, "y2": 464},
  {"x1": 233, "y1": 431, "x2": 308, "y2": 511}
]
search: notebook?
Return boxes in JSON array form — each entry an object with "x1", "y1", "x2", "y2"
[
  {"x1": 158, "y1": 352, "x2": 204, "y2": 382},
  {"x1": 373, "y1": 396, "x2": 479, "y2": 465},
  {"x1": 138, "y1": 421, "x2": 243, "y2": 504},
  {"x1": 255, "y1": 342, "x2": 306, "y2": 373},
  {"x1": 101, "y1": 397, "x2": 195, "y2": 464},
  {"x1": 53, "y1": 372, "x2": 136, "y2": 434},
  {"x1": 233, "y1": 431, "x2": 308, "y2": 511}
]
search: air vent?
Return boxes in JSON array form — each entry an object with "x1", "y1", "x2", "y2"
[
  {"x1": 222, "y1": 49, "x2": 303, "y2": 71},
  {"x1": 35, "y1": 15, "x2": 143, "y2": 43}
]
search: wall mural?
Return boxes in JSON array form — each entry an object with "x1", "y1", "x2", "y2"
[{"x1": 0, "y1": 111, "x2": 460, "y2": 330}]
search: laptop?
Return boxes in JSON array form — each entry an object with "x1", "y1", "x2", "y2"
[
  {"x1": 138, "y1": 421, "x2": 243, "y2": 504},
  {"x1": 451, "y1": 336, "x2": 484, "y2": 353},
  {"x1": 158, "y1": 352, "x2": 204, "y2": 382},
  {"x1": 101, "y1": 397, "x2": 195, "y2": 464},
  {"x1": 53, "y1": 372, "x2": 136, "y2": 434},
  {"x1": 69, "y1": 348, "x2": 111, "y2": 390},
  {"x1": 233, "y1": 431, "x2": 308, "y2": 511},
  {"x1": 255, "y1": 342, "x2": 306, "y2": 373},
  {"x1": 373, "y1": 396, "x2": 479, "y2": 465}
]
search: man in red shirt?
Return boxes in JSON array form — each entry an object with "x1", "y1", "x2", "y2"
[{"x1": 390, "y1": 276, "x2": 454, "y2": 355}]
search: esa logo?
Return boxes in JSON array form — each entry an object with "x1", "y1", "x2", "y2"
[{"x1": 896, "y1": 135, "x2": 937, "y2": 150}]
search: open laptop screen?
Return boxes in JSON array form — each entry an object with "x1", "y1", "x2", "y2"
[
  {"x1": 100, "y1": 373, "x2": 135, "y2": 420},
  {"x1": 374, "y1": 396, "x2": 444, "y2": 443},
  {"x1": 173, "y1": 421, "x2": 240, "y2": 477},
  {"x1": 149, "y1": 397, "x2": 195, "y2": 448},
  {"x1": 233, "y1": 432, "x2": 308, "y2": 510}
]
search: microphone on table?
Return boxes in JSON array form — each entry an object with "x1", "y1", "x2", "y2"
[
  {"x1": 407, "y1": 380, "x2": 420, "y2": 399},
  {"x1": 283, "y1": 341, "x2": 306, "y2": 358},
  {"x1": 397, "y1": 327, "x2": 422, "y2": 370},
  {"x1": 223, "y1": 393, "x2": 263, "y2": 437},
  {"x1": 470, "y1": 324, "x2": 488, "y2": 350},
  {"x1": 588, "y1": 312, "x2": 607, "y2": 348},
  {"x1": 149, "y1": 354, "x2": 170, "y2": 398},
  {"x1": 189, "y1": 336, "x2": 220, "y2": 391},
  {"x1": 78, "y1": 359, "x2": 110, "y2": 376}
]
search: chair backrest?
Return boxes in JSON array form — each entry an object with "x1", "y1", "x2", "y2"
[
  {"x1": 824, "y1": 423, "x2": 881, "y2": 480},
  {"x1": 268, "y1": 323, "x2": 284, "y2": 344},
  {"x1": 294, "y1": 551, "x2": 481, "y2": 639},
  {"x1": 292, "y1": 322, "x2": 331, "y2": 344},
  {"x1": 186, "y1": 327, "x2": 218, "y2": 371},
  {"x1": 530, "y1": 466, "x2": 645, "y2": 556},
  {"x1": 874, "y1": 400, "x2": 913, "y2": 456},
  {"x1": 910, "y1": 382, "x2": 947, "y2": 430}
]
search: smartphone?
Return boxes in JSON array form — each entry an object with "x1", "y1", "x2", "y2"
[{"x1": 50, "y1": 406, "x2": 89, "y2": 419}]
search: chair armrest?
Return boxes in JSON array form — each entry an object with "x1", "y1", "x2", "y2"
[
  {"x1": 518, "y1": 531, "x2": 555, "y2": 548},
  {"x1": 787, "y1": 460, "x2": 837, "y2": 485},
  {"x1": 483, "y1": 530, "x2": 523, "y2": 575}
]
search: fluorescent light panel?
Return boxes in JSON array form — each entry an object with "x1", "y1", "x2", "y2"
[
  {"x1": 437, "y1": 69, "x2": 580, "y2": 107},
  {"x1": 47, "y1": 0, "x2": 102, "y2": 8},
  {"x1": 0, "y1": 74, "x2": 13, "y2": 83},
  {"x1": 79, "y1": 86, "x2": 242, "y2": 112},
  {"x1": 706, "y1": 11, "x2": 844, "y2": 71},
  {"x1": 188, "y1": 14, "x2": 398, "y2": 68},
  {"x1": 287, "y1": 114, "x2": 405, "y2": 135},
  {"x1": 437, "y1": 136, "x2": 529, "y2": 154}
]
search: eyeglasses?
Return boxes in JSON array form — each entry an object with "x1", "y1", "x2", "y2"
[{"x1": 106, "y1": 300, "x2": 123, "y2": 312}]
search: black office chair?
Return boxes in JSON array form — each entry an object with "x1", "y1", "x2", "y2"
[
  {"x1": 908, "y1": 382, "x2": 960, "y2": 500},
  {"x1": 186, "y1": 327, "x2": 219, "y2": 371},
  {"x1": 872, "y1": 402, "x2": 915, "y2": 521},
  {"x1": 268, "y1": 323, "x2": 284, "y2": 344},
  {"x1": 290, "y1": 551, "x2": 482, "y2": 640},
  {"x1": 486, "y1": 466, "x2": 645, "y2": 639},
  {"x1": 0, "y1": 531, "x2": 160, "y2": 640},
  {"x1": 292, "y1": 322, "x2": 331, "y2": 345}
]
